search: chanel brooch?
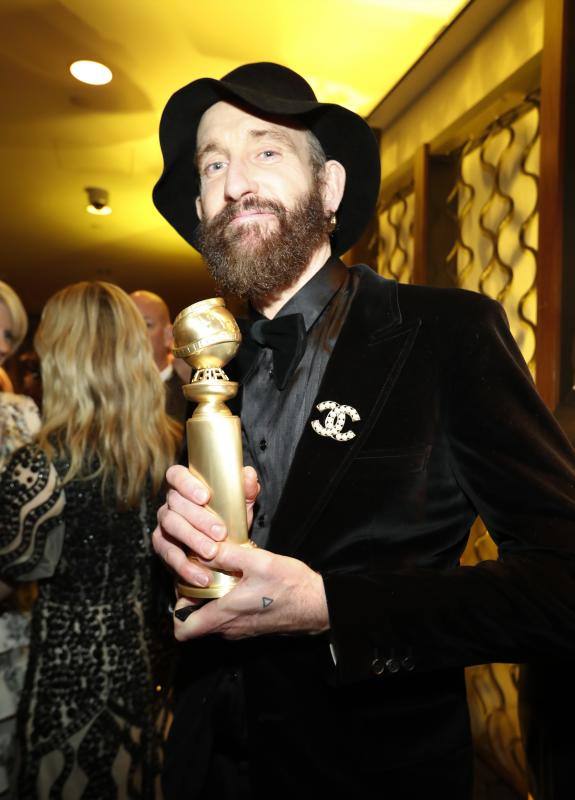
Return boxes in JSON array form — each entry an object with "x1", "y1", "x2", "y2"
[{"x1": 311, "y1": 401, "x2": 360, "y2": 442}]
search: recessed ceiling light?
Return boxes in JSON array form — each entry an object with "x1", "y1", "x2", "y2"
[
  {"x1": 87, "y1": 204, "x2": 112, "y2": 216},
  {"x1": 85, "y1": 187, "x2": 112, "y2": 215},
  {"x1": 70, "y1": 60, "x2": 113, "y2": 86}
]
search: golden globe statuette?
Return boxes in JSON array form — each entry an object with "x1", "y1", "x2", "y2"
[{"x1": 173, "y1": 297, "x2": 250, "y2": 599}]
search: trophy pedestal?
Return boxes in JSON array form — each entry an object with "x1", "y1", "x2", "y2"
[
  {"x1": 172, "y1": 298, "x2": 251, "y2": 602},
  {"x1": 176, "y1": 400, "x2": 248, "y2": 600}
]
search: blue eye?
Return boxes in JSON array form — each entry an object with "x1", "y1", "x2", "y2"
[{"x1": 205, "y1": 161, "x2": 225, "y2": 176}]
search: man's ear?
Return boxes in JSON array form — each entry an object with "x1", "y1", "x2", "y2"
[
  {"x1": 322, "y1": 160, "x2": 346, "y2": 215},
  {"x1": 164, "y1": 323, "x2": 174, "y2": 349},
  {"x1": 195, "y1": 195, "x2": 203, "y2": 221}
]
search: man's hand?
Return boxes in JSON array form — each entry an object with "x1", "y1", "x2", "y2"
[
  {"x1": 172, "y1": 540, "x2": 330, "y2": 640},
  {"x1": 152, "y1": 464, "x2": 260, "y2": 588}
]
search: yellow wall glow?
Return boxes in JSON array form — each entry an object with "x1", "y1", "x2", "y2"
[{"x1": 184, "y1": 0, "x2": 468, "y2": 115}]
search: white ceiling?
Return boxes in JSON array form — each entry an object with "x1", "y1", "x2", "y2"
[{"x1": 0, "y1": 0, "x2": 466, "y2": 316}]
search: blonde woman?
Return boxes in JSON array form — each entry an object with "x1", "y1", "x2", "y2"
[
  {"x1": 0, "y1": 281, "x2": 40, "y2": 471},
  {"x1": 0, "y1": 281, "x2": 41, "y2": 799},
  {"x1": 0, "y1": 282, "x2": 181, "y2": 798}
]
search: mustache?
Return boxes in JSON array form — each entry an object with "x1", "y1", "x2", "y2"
[{"x1": 208, "y1": 197, "x2": 287, "y2": 230}]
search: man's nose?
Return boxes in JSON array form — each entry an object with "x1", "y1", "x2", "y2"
[{"x1": 224, "y1": 159, "x2": 258, "y2": 202}]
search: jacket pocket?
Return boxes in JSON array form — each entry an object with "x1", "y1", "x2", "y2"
[{"x1": 351, "y1": 444, "x2": 431, "y2": 476}]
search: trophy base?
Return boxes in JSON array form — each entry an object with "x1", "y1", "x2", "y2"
[
  {"x1": 176, "y1": 541, "x2": 257, "y2": 600},
  {"x1": 176, "y1": 574, "x2": 239, "y2": 600}
]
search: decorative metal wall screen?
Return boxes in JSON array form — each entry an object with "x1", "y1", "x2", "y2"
[
  {"x1": 374, "y1": 187, "x2": 415, "y2": 283},
  {"x1": 448, "y1": 96, "x2": 540, "y2": 374},
  {"x1": 451, "y1": 96, "x2": 541, "y2": 797}
]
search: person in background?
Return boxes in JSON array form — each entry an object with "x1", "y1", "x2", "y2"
[
  {"x1": 0, "y1": 281, "x2": 40, "y2": 798},
  {"x1": 0, "y1": 281, "x2": 181, "y2": 798},
  {"x1": 0, "y1": 282, "x2": 40, "y2": 470},
  {"x1": 131, "y1": 289, "x2": 189, "y2": 422}
]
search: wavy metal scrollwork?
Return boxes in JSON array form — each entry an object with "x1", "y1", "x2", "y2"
[
  {"x1": 478, "y1": 120, "x2": 516, "y2": 304},
  {"x1": 376, "y1": 186, "x2": 414, "y2": 283},
  {"x1": 462, "y1": 520, "x2": 528, "y2": 795},
  {"x1": 452, "y1": 96, "x2": 540, "y2": 371},
  {"x1": 447, "y1": 139, "x2": 476, "y2": 286},
  {"x1": 517, "y1": 97, "x2": 540, "y2": 373}
]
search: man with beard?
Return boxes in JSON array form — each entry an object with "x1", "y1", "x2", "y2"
[{"x1": 151, "y1": 63, "x2": 575, "y2": 799}]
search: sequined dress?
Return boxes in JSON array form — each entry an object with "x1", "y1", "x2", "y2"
[
  {"x1": 0, "y1": 444, "x2": 173, "y2": 798},
  {"x1": 0, "y1": 393, "x2": 41, "y2": 797}
]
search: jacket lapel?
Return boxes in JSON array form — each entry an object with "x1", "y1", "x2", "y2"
[{"x1": 268, "y1": 266, "x2": 420, "y2": 555}]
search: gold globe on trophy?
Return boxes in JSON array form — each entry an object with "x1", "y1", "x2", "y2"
[{"x1": 172, "y1": 297, "x2": 251, "y2": 599}]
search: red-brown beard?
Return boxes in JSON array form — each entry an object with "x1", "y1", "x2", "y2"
[{"x1": 197, "y1": 177, "x2": 331, "y2": 302}]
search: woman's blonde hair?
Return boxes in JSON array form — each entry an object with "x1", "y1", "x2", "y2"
[
  {"x1": 35, "y1": 281, "x2": 181, "y2": 507},
  {"x1": 0, "y1": 281, "x2": 28, "y2": 355}
]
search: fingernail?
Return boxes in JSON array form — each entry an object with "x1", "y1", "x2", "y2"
[
  {"x1": 193, "y1": 489, "x2": 209, "y2": 504},
  {"x1": 195, "y1": 573, "x2": 210, "y2": 587},
  {"x1": 202, "y1": 542, "x2": 217, "y2": 559},
  {"x1": 211, "y1": 524, "x2": 226, "y2": 540},
  {"x1": 174, "y1": 605, "x2": 196, "y2": 622}
]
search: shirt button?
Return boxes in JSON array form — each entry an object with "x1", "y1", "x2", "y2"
[
  {"x1": 259, "y1": 439, "x2": 267, "y2": 452},
  {"x1": 268, "y1": 369, "x2": 274, "y2": 381},
  {"x1": 257, "y1": 514, "x2": 266, "y2": 527}
]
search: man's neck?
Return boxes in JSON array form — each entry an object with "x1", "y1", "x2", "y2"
[
  {"x1": 257, "y1": 242, "x2": 333, "y2": 320},
  {"x1": 157, "y1": 354, "x2": 170, "y2": 371}
]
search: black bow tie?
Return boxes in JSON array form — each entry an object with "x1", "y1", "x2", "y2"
[{"x1": 238, "y1": 313, "x2": 307, "y2": 390}]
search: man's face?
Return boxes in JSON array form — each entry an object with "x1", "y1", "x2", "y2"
[
  {"x1": 194, "y1": 102, "x2": 333, "y2": 301},
  {"x1": 130, "y1": 293, "x2": 172, "y2": 371},
  {"x1": 196, "y1": 101, "x2": 316, "y2": 233}
]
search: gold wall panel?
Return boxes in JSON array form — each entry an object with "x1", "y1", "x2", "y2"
[
  {"x1": 452, "y1": 99, "x2": 540, "y2": 373},
  {"x1": 461, "y1": 521, "x2": 528, "y2": 796},
  {"x1": 374, "y1": 187, "x2": 415, "y2": 283}
]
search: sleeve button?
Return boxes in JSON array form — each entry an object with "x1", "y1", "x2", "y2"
[
  {"x1": 385, "y1": 658, "x2": 400, "y2": 674},
  {"x1": 371, "y1": 657, "x2": 385, "y2": 676},
  {"x1": 400, "y1": 656, "x2": 415, "y2": 672}
]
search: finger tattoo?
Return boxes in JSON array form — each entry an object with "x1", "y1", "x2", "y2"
[
  {"x1": 262, "y1": 597, "x2": 273, "y2": 609},
  {"x1": 174, "y1": 605, "x2": 195, "y2": 622}
]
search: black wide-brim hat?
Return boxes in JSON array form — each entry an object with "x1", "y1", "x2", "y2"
[{"x1": 152, "y1": 62, "x2": 381, "y2": 256}]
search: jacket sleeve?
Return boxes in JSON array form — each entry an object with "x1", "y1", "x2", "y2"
[
  {"x1": 323, "y1": 295, "x2": 575, "y2": 683},
  {"x1": 0, "y1": 445, "x2": 66, "y2": 581}
]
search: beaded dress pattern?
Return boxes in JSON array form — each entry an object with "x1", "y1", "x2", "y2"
[
  {"x1": 0, "y1": 393, "x2": 42, "y2": 797},
  {"x1": 0, "y1": 394, "x2": 41, "y2": 473},
  {"x1": 0, "y1": 444, "x2": 172, "y2": 798}
]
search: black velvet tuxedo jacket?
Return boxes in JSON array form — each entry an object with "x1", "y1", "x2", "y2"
[{"x1": 166, "y1": 264, "x2": 575, "y2": 799}]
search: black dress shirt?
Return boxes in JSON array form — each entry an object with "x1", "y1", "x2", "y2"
[{"x1": 240, "y1": 257, "x2": 358, "y2": 547}]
